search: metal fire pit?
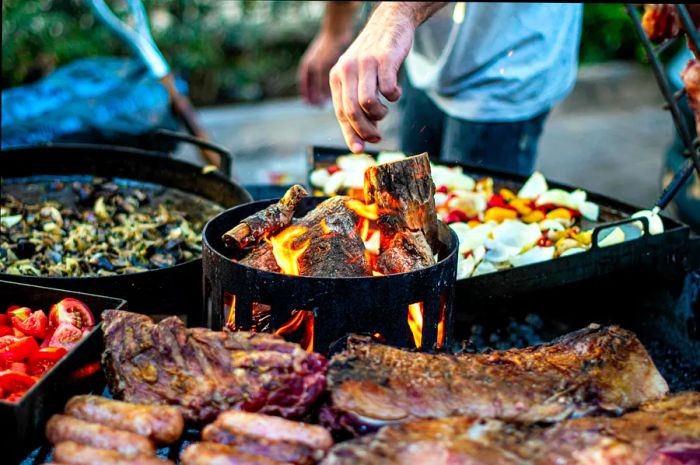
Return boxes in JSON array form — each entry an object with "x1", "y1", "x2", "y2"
[{"x1": 202, "y1": 197, "x2": 459, "y2": 353}]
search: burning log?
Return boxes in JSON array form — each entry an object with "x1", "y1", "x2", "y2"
[
  {"x1": 239, "y1": 242, "x2": 280, "y2": 272},
  {"x1": 294, "y1": 197, "x2": 372, "y2": 277},
  {"x1": 375, "y1": 214, "x2": 435, "y2": 274},
  {"x1": 364, "y1": 153, "x2": 439, "y2": 252},
  {"x1": 223, "y1": 184, "x2": 308, "y2": 249}
]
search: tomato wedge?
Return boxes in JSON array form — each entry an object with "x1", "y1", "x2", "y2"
[
  {"x1": 49, "y1": 298, "x2": 95, "y2": 330},
  {"x1": 0, "y1": 314, "x2": 9, "y2": 326},
  {"x1": 28, "y1": 347, "x2": 67, "y2": 376},
  {"x1": 0, "y1": 336, "x2": 39, "y2": 362},
  {"x1": 46, "y1": 323, "x2": 84, "y2": 350},
  {"x1": 0, "y1": 370, "x2": 36, "y2": 396},
  {"x1": 0, "y1": 327, "x2": 13, "y2": 337},
  {"x1": 10, "y1": 309, "x2": 48, "y2": 339}
]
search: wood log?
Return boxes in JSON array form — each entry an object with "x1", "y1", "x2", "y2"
[
  {"x1": 375, "y1": 214, "x2": 435, "y2": 274},
  {"x1": 222, "y1": 184, "x2": 308, "y2": 249},
  {"x1": 364, "y1": 153, "x2": 439, "y2": 251},
  {"x1": 238, "y1": 243, "x2": 280, "y2": 272},
  {"x1": 294, "y1": 197, "x2": 371, "y2": 277}
]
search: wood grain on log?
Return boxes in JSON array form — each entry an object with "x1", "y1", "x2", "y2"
[
  {"x1": 364, "y1": 153, "x2": 439, "y2": 251},
  {"x1": 222, "y1": 184, "x2": 308, "y2": 249}
]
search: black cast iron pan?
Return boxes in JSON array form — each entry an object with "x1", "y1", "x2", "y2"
[{"x1": 0, "y1": 133, "x2": 252, "y2": 321}]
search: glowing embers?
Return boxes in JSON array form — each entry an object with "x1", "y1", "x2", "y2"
[
  {"x1": 267, "y1": 226, "x2": 310, "y2": 276},
  {"x1": 274, "y1": 309, "x2": 315, "y2": 352}
]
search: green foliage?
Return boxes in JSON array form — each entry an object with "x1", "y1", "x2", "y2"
[
  {"x1": 1, "y1": 2, "x2": 656, "y2": 104},
  {"x1": 579, "y1": 4, "x2": 646, "y2": 64}
]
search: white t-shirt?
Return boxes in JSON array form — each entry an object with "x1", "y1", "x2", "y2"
[{"x1": 405, "y1": 2, "x2": 583, "y2": 122}]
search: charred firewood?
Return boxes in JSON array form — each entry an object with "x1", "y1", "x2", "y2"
[
  {"x1": 364, "y1": 153, "x2": 439, "y2": 252},
  {"x1": 222, "y1": 184, "x2": 308, "y2": 249},
  {"x1": 238, "y1": 242, "x2": 280, "y2": 272},
  {"x1": 294, "y1": 197, "x2": 371, "y2": 277}
]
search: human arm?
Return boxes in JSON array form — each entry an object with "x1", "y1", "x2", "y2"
[
  {"x1": 329, "y1": 2, "x2": 447, "y2": 153},
  {"x1": 298, "y1": 1, "x2": 361, "y2": 105}
]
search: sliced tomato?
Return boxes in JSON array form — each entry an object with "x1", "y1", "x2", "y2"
[
  {"x1": 0, "y1": 336, "x2": 17, "y2": 351},
  {"x1": 46, "y1": 323, "x2": 84, "y2": 350},
  {"x1": 28, "y1": 347, "x2": 67, "y2": 376},
  {"x1": 0, "y1": 337, "x2": 39, "y2": 362},
  {"x1": 7, "y1": 306, "x2": 30, "y2": 320},
  {"x1": 13, "y1": 328, "x2": 25, "y2": 338},
  {"x1": 0, "y1": 327, "x2": 13, "y2": 337},
  {"x1": 10, "y1": 309, "x2": 48, "y2": 339},
  {"x1": 5, "y1": 391, "x2": 27, "y2": 402},
  {"x1": 5, "y1": 305, "x2": 21, "y2": 314},
  {"x1": 0, "y1": 314, "x2": 9, "y2": 326},
  {"x1": 0, "y1": 370, "x2": 36, "y2": 395},
  {"x1": 49, "y1": 298, "x2": 95, "y2": 331},
  {"x1": 10, "y1": 362, "x2": 27, "y2": 374}
]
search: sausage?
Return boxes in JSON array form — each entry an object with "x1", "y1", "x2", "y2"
[
  {"x1": 64, "y1": 395, "x2": 184, "y2": 444},
  {"x1": 180, "y1": 442, "x2": 281, "y2": 465},
  {"x1": 46, "y1": 414, "x2": 156, "y2": 456},
  {"x1": 202, "y1": 423, "x2": 320, "y2": 465},
  {"x1": 53, "y1": 441, "x2": 175, "y2": 465},
  {"x1": 213, "y1": 410, "x2": 333, "y2": 450}
]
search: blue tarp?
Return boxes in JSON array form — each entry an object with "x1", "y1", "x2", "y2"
[{"x1": 1, "y1": 57, "x2": 185, "y2": 149}]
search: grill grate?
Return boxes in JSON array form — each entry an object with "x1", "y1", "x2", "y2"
[{"x1": 625, "y1": 4, "x2": 700, "y2": 209}]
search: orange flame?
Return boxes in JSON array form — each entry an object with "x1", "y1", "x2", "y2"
[
  {"x1": 436, "y1": 293, "x2": 447, "y2": 349},
  {"x1": 225, "y1": 293, "x2": 236, "y2": 330},
  {"x1": 408, "y1": 302, "x2": 424, "y2": 349},
  {"x1": 274, "y1": 310, "x2": 314, "y2": 352},
  {"x1": 268, "y1": 226, "x2": 310, "y2": 275},
  {"x1": 345, "y1": 199, "x2": 379, "y2": 220},
  {"x1": 320, "y1": 219, "x2": 332, "y2": 234}
]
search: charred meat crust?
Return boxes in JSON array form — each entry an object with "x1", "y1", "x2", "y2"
[
  {"x1": 323, "y1": 324, "x2": 669, "y2": 434},
  {"x1": 101, "y1": 310, "x2": 328, "y2": 423}
]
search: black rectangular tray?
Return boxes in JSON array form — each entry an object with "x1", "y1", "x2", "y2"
[
  {"x1": 0, "y1": 280, "x2": 126, "y2": 463},
  {"x1": 308, "y1": 145, "x2": 697, "y2": 311}
]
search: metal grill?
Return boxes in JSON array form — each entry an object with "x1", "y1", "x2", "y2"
[{"x1": 625, "y1": 4, "x2": 700, "y2": 209}]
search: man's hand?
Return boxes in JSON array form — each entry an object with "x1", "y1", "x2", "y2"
[
  {"x1": 330, "y1": 2, "x2": 446, "y2": 153},
  {"x1": 298, "y1": 2, "x2": 359, "y2": 105},
  {"x1": 299, "y1": 32, "x2": 351, "y2": 105}
]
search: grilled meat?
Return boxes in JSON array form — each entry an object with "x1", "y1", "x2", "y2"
[
  {"x1": 683, "y1": 59, "x2": 700, "y2": 136},
  {"x1": 321, "y1": 392, "x2": 700, "y2": 465},
  {"x1": 643, "y1": 4, "x2": 681, "y2": 42},
  {"x1": 46, "y1": 414, "x2": 156, "y2": 456},
  {"x1": 101, "y1": 310, "x2": 327, "y2": 423},
  {"x1": 64, "y1": 395, "x2": 184, "y2": 445},
  {"x1": 323, "y1": 324, "x2": 669, "y2": 435},
  {"x1": 202, "y1": 424, "x2": 320, "y2": 465},
  {"x1": 180, "y1": 442, "x2": 282, "y2": 465},
  {"x1": 212, "y1": 410, "x2": 333, "y2": 451},
  {"x1": 53, "y1": 441, "x2": 175, "y2": 465}
]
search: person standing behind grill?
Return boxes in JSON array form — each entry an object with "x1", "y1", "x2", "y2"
[{"x1": 298, "y1": 2, "x2": 582, "y2": 176}]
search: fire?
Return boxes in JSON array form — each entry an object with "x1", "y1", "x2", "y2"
[
  {"x1": 345, "y1": 199, "x2": 379, "y2": 220},
  {"x1": 268, "y1": 225, "x2": 310, "y2": 275},
  {"x1": 436, "y1": 293, "x2": 447, "y2": 349},
  {"x1": 408, "y1": 302, "x2": 424, "y2": 349},
  {"x1": 274, "y1": 310, "x2": 314, "y2": 352},
  {"x1": 320, "y1": 219, "x2": 332, "y2": 234},
  {"x1": 225, "y1": 293, "x2": 236, "y2": 330}
]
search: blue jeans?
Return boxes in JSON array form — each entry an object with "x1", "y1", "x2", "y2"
[{"x1": 399, "y1": 76, "x2": 549, "y2": 176}]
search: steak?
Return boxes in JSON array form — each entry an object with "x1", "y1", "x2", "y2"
[
  {"x1": 322, "y1": 324, "x2": 669, "y2": 434},
  {"x1": 321, "y1": 392, "x2": 700, "y2": 465},
  {"x1": 101, "y1": 310, "x2": 327, "y2": 423}
]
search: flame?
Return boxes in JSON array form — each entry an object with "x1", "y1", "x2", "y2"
[
  {"x1": 320, "y1": 219, "x2": 332, "y2": 234},
  {"x1": 345, "y1": 199, "x2": 379, "y2": 220},
  {"x1": 225, "y1": 293, "x2": 236, "y2": 330},
  {"x1": 436, "y1": 293, "x2": 447, "y2": 349},
  {"x1": 408, "y1": 302, "x2": 424, "y2": 349},
  {"x1": 274, "y1": 310, "x2": 314, "y2": 352},
  {"x1": 360, "y1": 218, "x2": 370, "y2": 241},
  {"x1": 268, "y1": 226, "x2": 310, "y2": 275},
  {"x1": 372, "y1": 270, "x2": 384, "y2": 276}
]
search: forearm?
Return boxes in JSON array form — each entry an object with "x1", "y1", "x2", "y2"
[
  {"x1": 371, "y1": 2, "x2": 448, "y2": 29},
  {"x1": 320, "y1": 1, "x2": 362, "y2": 42}
]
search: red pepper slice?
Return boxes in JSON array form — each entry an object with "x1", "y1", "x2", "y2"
[
  {"x1": 48, "y1": 298, "x2": 95, "y2": 331},
  {"x1": 10, "y1": 309, "x2": 48, "y2": 339},
  {"x1": 0, "y1": 370, "x2": 36, "y2": 396},
  {"x1": 28, "y1": 347, "x2": 67, "y2": 376},
  {"x1": 0, "y1": 337, "x2": 39, "y2": 363}
]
